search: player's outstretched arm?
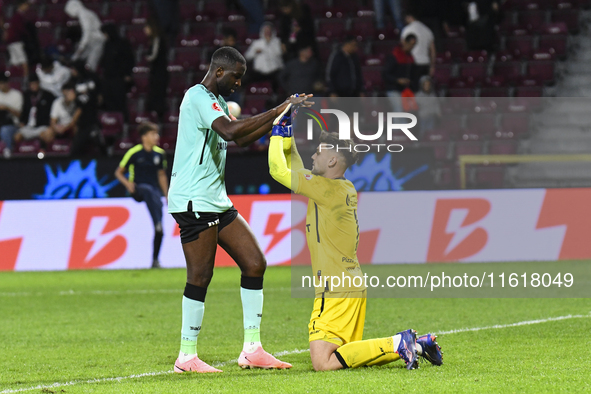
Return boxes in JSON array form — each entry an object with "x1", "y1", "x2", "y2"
[
  {"x1": 211, "y1": 94, "x2": 312, "y2": 146},
  {"x1": 268, "y1": 130, "x2": 294, "y2": 191}
]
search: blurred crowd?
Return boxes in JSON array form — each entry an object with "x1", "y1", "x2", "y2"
[{"x1": 0, "y1": 0, "x2": 505, "y2": 158}]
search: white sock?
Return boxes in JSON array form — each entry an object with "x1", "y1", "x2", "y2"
[
  {"x1": 242, "y1": 341, "x2": 262, "y2": 354},
  {"x1": 392, "y1": 334, "x2": 401, "y2": 352},
  {"x1": 178, "y1": 351, "x2": 197, "y2": 363}
]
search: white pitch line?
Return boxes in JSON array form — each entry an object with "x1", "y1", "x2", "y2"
[{"x1": 2, "y1": 313, "x2": 590, "y2": 394}]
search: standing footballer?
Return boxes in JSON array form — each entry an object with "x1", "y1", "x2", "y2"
[
  {"x1": 115, "y1": 121, "x2": 168, "y2": 268},
  {"x1": 268, "y1": 116, "x2": 443, "y2": 371},
  {"x1": 168, "y1": 46, "x2": 311, "y2": 373}
]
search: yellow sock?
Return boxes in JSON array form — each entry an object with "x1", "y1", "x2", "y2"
[{"x1": 334, "y1": 337, "x2": 397, "y2": 368}]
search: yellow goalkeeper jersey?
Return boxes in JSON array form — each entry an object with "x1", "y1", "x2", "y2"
[{"x1": 268, "y1": 136, "x2": 366, "y2": 296}]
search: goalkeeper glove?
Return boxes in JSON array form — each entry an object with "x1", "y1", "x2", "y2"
[{"x1": 271, "y1": 125, "x2": 293, "y2": 138}]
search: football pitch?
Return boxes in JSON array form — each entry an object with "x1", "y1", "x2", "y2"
[{"x1": 1, "y1": 266, "x2": 590, "y2": 394}]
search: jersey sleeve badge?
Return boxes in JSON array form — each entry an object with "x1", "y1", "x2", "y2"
[{"x1": 212, "y1": 102, "x2": 223, "y2": 112}]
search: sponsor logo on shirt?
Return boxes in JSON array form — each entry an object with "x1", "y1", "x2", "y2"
[
  {"x1": 212, "y1": 102, "x2": 223, "y2": 112},
  {"x1": 305, "y1": 174, "x2": 313, "y2": 180},
  {"x1": 217, "y1": 141, "x2": 227, "y2": 151}
]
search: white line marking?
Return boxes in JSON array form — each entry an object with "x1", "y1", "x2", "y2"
[
  {"x1": 435, "y1": 313, "x2": 591, "y2": 335},
  {"x1": 2, "y1": 313, "x2": 590, "y2": 393}
]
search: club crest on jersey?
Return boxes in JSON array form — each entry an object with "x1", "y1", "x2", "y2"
[
  {"x1": 305, "y1": 174, "x2": 313, "y2": 180},
  {"x1": 154, "y1": 156, "x2": 160, "y2": 165},
  {"x1": 212, "y1": 102, "x2": 223, "y2": 112}
]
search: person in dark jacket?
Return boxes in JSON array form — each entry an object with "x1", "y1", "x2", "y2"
[
  {"x1": 143, "y1": 17, "x2": 169, "y2": 122},
  {"x1": 326, "y1": 36, "x2": 363, "y2": 98},
  {"x1": 277, "y1": 0, "x2": 316, "y2": 61},
  {"x1": 99, "y1": 23, "x2": 134, "y2": 123},
  {"x1": 13, "y1": 73, "x2": 56, "y2": 145},
  {"x1": 383, "y1": 34, "x2": 417, "y2": 112},
  {"x1": 280, "y1": 44, "x2": 323, "y2": 96}
]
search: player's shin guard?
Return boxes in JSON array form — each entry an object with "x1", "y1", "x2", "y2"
[
  {"x1": 180, "y1": 283, "x2": 207, "y2": 358},
  {"x1": 153, "y1": 222, "x2": 163, "y2": 261},
  {"x1": 334, "y1": 337, "x2": 397, "y2": 369},
  {"x1": 240, "y1": 276, "x2": 264, "y2": 353}
]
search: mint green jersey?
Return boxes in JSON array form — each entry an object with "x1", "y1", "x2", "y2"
[{"x1": 168, "y1": 84, "x2": 232, "y2": 213}]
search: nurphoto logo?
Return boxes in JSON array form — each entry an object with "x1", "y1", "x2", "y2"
[{"x1": 303, "y1": 108, "x2": 418, "y2": 153}]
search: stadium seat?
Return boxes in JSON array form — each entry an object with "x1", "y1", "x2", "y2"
[
  {"x1": 505, "y1": 35, "x2": 536, "y2": 58},
  {"x1": 179, "y1": 1, "x2": 198, "y2": 21},
  {"x1": 501, "y1": 113, "x2": 530, "y2": 135},
  {"x1": 221, "y1": 21, "x2": 248, "y2": 41},
  {"x1": 132, "y1": 72, "x2": 150, "y2": 95},
  {"x1": 538, "y1": 34, "x2": 568, "y2": 57},
  {"x1": 466, "y1": 114, "x2": 498, "y2": 136},
  {"x1": 351, "y1": 17, "x2": 376, "y2": 39},
  {"x1": 433, "y1": 65, "x2": 453, "y2": 87},
  {"x1": 46, "y1": 139, "x2": 72, "y2": 157},
  {"x1": 188, "y1": 22, "x2": 217, "y2": 45},
  {"x1": 527, "y1": 51, "x2": 556, "y2": 82},
  {"x1": 172, "y1": 48, "x2": 201, "y2": 69},
  {"x1": 481, "y1": 87, "x2": 511, "y2": 97},
  {"x1": 243, "y1": 96, "x2": 268, "y2": 115},
  {"x1": 455, "y1": 138, "x2": 485, "y2": 157},
  {"x1": 474, "y1": 166, "x2": 505, "y2": 188},
  {"x1": 126, "y1": 25, "x2": 149, "y2": 46},
  {"x1": 99, "y1": 111, "x2": 124, "y2": 137},
  {"x1": 518, "y1": 10, "x2": 547, "y2": 32},
  {"x1": 167, "y1": 72, "x2": 189, "y2": 96},
  {"x1": 161, "y1": 123, "x2": 178, "y2": 138},
  {"x1": 489, "y1": 132, "x2": 519, "y2": 154},
  {"x1": 441, "y1": 38, "x2": 467, "y2": 59},
  {"x1": 159, "y1": 135, "x2": 176, "y2": 154},
  {"x1": 42, "y1": 5, "x2": 69, "y2": 24},
  {"x1": 113, "y1": 137, "x2": 135, "y2": 155},
  {"x1": 421, "y1": 129, "x2": 452, "y2": 160},
  {"x1": 13, "y1": 140, "x2": 41, "y2": 157},
  {"x1": 515, "y1": 85, "x2": 544, "y2": 96},
  {"x1": 371, "y1": 41, "x2": 397, "y2": 59},
  {"x1": 317, "y1": 42, "x2": 335, "y2": 63},
  {"x1": 317, "y1": 19, "x2": 348, "y2": 40},
  {"x1": 463, "y1": 50, "x2": 489, "y2": 63},
  {"x1": 201, "y1": 0, "x2": 231, "y2": 20},
  {"x1": 459, "y1": 63, "x2": 488, "y2": 80},
  {"x1": 104, "y1": 2, "x2": 135, "y2": 23},
  {"x1": 362, "y1": 66, "x2": 384, "y2": 92},
  {"x1": 493, "y1": 61, "x2": 523, "y2": 83},
  {"x1": 551, "y1": 9, "x2": 580, "y2": 32},
  {"x1": 246, "y1": 81, "x2": 273, "y2": 95}
]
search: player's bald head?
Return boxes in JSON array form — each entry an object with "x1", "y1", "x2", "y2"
[{"x1": 210, "y1": 46, "x2": 246, "y2": 72}]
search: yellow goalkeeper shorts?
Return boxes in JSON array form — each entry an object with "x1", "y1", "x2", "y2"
[{"x1": 308, "y1": 290, "x2": 367, "y2": 346}]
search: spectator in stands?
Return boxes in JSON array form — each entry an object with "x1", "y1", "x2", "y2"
[
  {"x1": 144, "y1": 17, "x2": 169, "y2": 122},
  {"x1": 0, "y1": 74, "x2": 23, "y2": 158},
  {"x1": 99, "y1": 23, "x2": 134, "y2": 123},
  {"x1": 13, "y1": 74, "x2": 56, "y2": 148},
  {"x1": 373, "y1": 0, "x2": 404, "y2": 31},
  {"x1": 401, "y1": 13, "x2": 436, "y2": 80},
  {"x1": 383, "y1": 34, "x2": 417, "y2": 112},
  {"x1": 280, "y1": 44, "x2": 324, "y2": 96},
  {"x1": 465, "y1": 0, "x2": 501, "y2": 52},
  {"x1": 46, "y1": 81, "x2": 80, "y2": 144},
  {"x1": 326, "y1": 36, "x2": 363, "y2": 98},
  {"x1": 415, "y1": 75, "x2": 441, "y2": 135},
  {"x1": 244, "y1": 22, "x2": 284, "y2": 92},
  {"x1": 5, "y1": 0, "x2": 35, "y2": 80},
  {"x1": 208, "y1": 28, "x2": 239, "y2": 62},
  {"x1": 149, "y1": 0, "x2": 180, "y2": 44},
  {"x1": 238, "y1": 0, "x2": 265, "y2": 34},
  {"x1": 36, "y1": 57, "x2": 72, "y2": 99},
  {"x1": 65, "y1": 0, "x2": 105, "y2": 72},
  {"x1": 67, "y1": 61, "x2": 102, "y2": 157},
  {"x1": 277, "y1": 0, "x2": 316, "y2": 60}
]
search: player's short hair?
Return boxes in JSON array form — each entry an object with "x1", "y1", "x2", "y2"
[
  {"x1": 319, "y1": 131, "x2": 359, "y2": 169},
  {"x1": 210, "y1": 47, "x2": 246, "y2": 71},
  {"x1": 138, "y1": 121, "x2": 159, "y2": 136},
  {"x1": 404, "y1": 34, "x2": 417, "y2": 43}
]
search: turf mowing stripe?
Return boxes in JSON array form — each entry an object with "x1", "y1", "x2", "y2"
[
  {"x1": 2, "y1": 314, "x2": 590, "y2": 393},
  {"x1": 0, "y1": 288, "x2": 290, "y2": 297}
]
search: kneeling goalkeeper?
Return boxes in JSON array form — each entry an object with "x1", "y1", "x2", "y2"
[{"x1": 268, "y1": 108, "x2": 443, "y2": 371}]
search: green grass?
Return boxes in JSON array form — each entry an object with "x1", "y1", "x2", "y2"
[{"x1": 1, "y1": 266, "x2": 590, "y2": 393}]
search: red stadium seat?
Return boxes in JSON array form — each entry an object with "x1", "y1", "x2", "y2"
[
  {"x1": 246, "y1": 81, "x2": 273, "y2": 95},
  {"x1": 518, "y1": 10, "x2": 547, "y2": 32},
  {"x1": 43, "y1": 5, "x2": 69, "y2": 24},
  {"x1": 433, "y1": 64, "x2": 453, "y2": 87},
  {"x1": 538, "y1": 34, "x2": 568, "y2": 57},
  {"x1": 104, "y1": 2, "x2": 135, "y2": 23},
  {"x1": 113, "y1": 138, "x2": 135, "y2": 155},
  {"x1": 13, "y1": 140, "x2": 41, "y2": 158},
  {"x1": 317, "y1": 19, "x2": 348, "y2": 40},
  {"x1": 441, "y1": 38, "x2": 467, "y2": 59},
  {"x1": 480, "y1": 87, "x2": 511, "y2": 97},
  {"x1": 501, "y1": 113, "x2": 530, "y2": 135},
  {"x1": 506, "y1": 36, "x2": 536, "y2": 58},
  {"x1": 132, "y1": 72, "x2": 150, "y2": 95},
  {"x1": 221, "y1": 21, "x2": 248, "y2": 41},
  {"x1": 243, "y1": 96, "x2": 269, "y2": 115},
  {"x1": 351, "y1": 17, "x2": 376, "y2": 39},
  {"x1": 371, "y1": 41, "x2": 397, "y2": 59},
  {"x1": 172, "y1": 48, "x2": 201, "y2": 69},
  {"x1": 126, "y1": 25, "x2": 149, "y2": 46},
  {"x1": 455, "y1": 139, "x2": 485, "y2": 157},
  {"x1": 421, "y1": 129, "x2": 452, "y2": 160},
  {"x1": 527, "y1": 51, "x2": 556, "y2": 82},
  {"x1": 459, "y1": 63, "x2": 488, "y2": 80},
  {"x1": 188, "y1": 23, "x2": 217, "y2": 45},
  {"x1": 46, "y1": 139, "x2": 72, "y2": 157},
  {"x1": 168, "y1": 73, "x2": 189, "y2": 96},
  {"x1": 317, "y1": 42, "x2": 334, "y2": 63},
  {"x1": 474, "y1": 166, "x2": 505, "y2": 188},
  {"x1": 551, "y1": 9, "x2": 580, "y2": 32},
  {"x1": 201, "y1": 0, "x2": 231, "y2": 20},
  {"x1": 99, "y1": 111, "x2": 124, "y2": 137},
  {"x1": 160, "y1": 135, "x2": 176, "y2": 154},
  {"x1": 179, "y1": 2, "x2": 198, "y2": 22},
  {"x1": 361, "y1": 66, "x2": 384, "y2": 92},
  {"x1": 493, "y1": 61, "x2": 523, "y2": 82},
  {"x1": 463, "y1": 50, "x2": 488, "y2": 63},
  {"x1": 466, "y1": 114, "x2": 497, "y2": 136},
  {"x1": 489, "y1": 132, "x2": 519, "y2": 154},
  {"x1": 515, "y1": 85, "x2": 544, "y2": 96}
]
